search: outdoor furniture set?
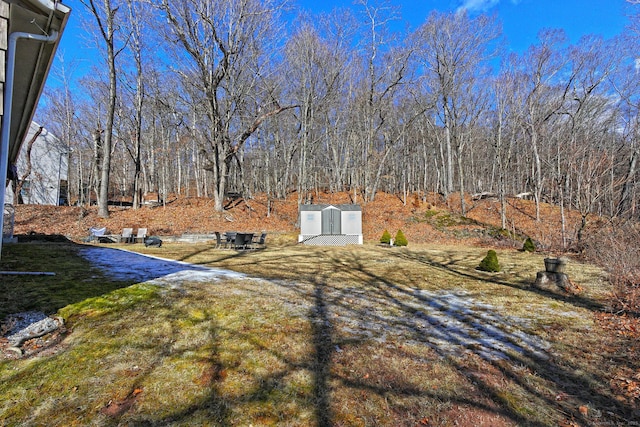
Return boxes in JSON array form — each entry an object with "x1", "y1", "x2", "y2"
[
  {"x1": 215, "y1": 231, "x2": 267, "y2": 250},
  {"x1": 87, "y1": 227, "x2": 265, "y2": 250},
  {"x1": 87, "y1": 227, "x2": 147, "y2": 244}
]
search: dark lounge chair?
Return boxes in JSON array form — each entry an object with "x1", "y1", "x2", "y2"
[
  {"x1": 225, "y1": 231, "x2": 237, "y2": 249},
  {"x1": 252, "y1": 232, "x2": 267, "y2": 249}
]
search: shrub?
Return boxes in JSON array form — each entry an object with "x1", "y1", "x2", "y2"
[
  {"x1": 478, "y1": 250, "x2": 500, "y2": 272},
  {"x1": 380, "y1": 230, "x2": 391, "y2": 245},
  {"x1": 394, "y1": 229, "x2": 408, "y2": 246},
  {"x1": 583, "y1": 219, "x2": 640, "y2": 313},
  {"x1": 523, "y1": 237, "x2": 536, "y2": 252}
]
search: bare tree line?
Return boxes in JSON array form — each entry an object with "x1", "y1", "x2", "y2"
[{"x1": 36, "y1": 0, "x2": 640, "y2": 233}]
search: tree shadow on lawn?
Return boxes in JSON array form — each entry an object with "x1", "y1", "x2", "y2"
[
  {"x1": 0, "y1": 242, "x2": 142, "y2": 320},
  {"x1": 255, "y1": 251, "x2": 549, "y2": 426},
  {"x1": 321, "y1": 248, "x2": 637, "y2": 425},
  {"x1": 390, "y1": 249, "x2": 607, "y2": 313},
  {"x1": 15, "y1": 243, "x2": 633, "y2": 425},
  {"x1": 142, "y1": 244, "x2": 636, "y2": 425}
]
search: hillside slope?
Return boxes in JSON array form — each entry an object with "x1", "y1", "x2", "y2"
[{"x1": 11, "y1": 191, "x2": 586, "y2": 250}]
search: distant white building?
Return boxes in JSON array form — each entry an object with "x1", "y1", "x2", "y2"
[{"x1": 5, "y1": 121, "x2": 69, "y2": 206}]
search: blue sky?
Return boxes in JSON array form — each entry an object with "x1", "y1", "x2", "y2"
[
  {"x1": 296, "y1": 0, "x2": 633, "y2": 52},
  {"x1": 50, "y1": 0, "x2": 635, "y2": 86}
]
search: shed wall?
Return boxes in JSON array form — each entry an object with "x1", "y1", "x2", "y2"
[
  {"x1": 341, "y1": 210, "x2": 362, "y2": 235},
  {"x1": 300, "y1": 210, "x2": 322, "y2": 236}
]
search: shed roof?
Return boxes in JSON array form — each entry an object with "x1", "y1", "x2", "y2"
[{"x1": 299, "y1": 204, "x2": 362, "y2": 212}]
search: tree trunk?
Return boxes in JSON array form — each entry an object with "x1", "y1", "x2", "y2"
[
  {"x1": 86, "y1": 0, "x2": 119, "y2": 219},
  {"x1": 457, "y1": 141, "x2": 466, "y2": 215},
  {"x1": 530, "y1": 126, "x2": 543, "y2": 222},
  {"x1": 618, "y1": 147, "x2": 638, "y2": 218},
  {"x1": 13, "y1": 126, "x2": 43, "y2": 203}
]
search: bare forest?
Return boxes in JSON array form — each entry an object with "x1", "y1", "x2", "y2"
[
  {"x1": 6, "y1": 3, "x2": 640, "y2": 423},
  {"x1": 35, "y1": 0, "x2": 640, "y2": 241}
]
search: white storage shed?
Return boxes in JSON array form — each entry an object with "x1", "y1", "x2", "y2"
[{"x1": 299, "y1": 204, "x2": 363, "y2": 246}]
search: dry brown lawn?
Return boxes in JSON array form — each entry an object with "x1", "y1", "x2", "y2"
[{"x1": 1, "y1": 192, "x2": 638, "y2": 426}]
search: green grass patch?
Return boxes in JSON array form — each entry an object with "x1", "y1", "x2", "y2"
[{"x1": 0, "y1": 243, "x2": 137, "y2": 319}]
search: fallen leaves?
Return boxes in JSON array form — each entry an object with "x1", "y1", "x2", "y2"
[
  {"x1": 555, "y1": 392, "x2": 569, "y2": 401},
  {"x1": 612, "y1": 375, "x2": 640, "y2": 401},
  {"x1": 578, "y1": 405, "x2": 589, "y2": 416},
  {"x1": 12, "y1": 191, "x2": 579, "y2": 250}
]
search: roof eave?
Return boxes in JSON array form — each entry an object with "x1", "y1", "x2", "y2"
[{"x1": 6, "y1": 0, "x2": 71, "y2": 164}]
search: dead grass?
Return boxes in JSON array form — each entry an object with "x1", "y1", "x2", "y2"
[
  {"x1": 1, "y1": 240, "x2": 636, "y2": 426},
  {"x1": 2, "y1": 192, "x2": 638, "y2": 425}
]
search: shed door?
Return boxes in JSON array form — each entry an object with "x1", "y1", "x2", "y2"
[{"x1": 321, "y1": 207, "x2": 341, "y2": 235}]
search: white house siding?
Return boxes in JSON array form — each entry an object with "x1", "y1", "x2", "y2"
[{"x1": 9, "y1": 122, "x2": 68, "y2": 205}]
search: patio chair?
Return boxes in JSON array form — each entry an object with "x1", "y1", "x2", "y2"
[
  {"x1": 231, "y1": 232, "x2": 245, "y2": 250},
  {"x1": 252, "y1": 232, "x2": 267, "y2": 249},
  {"x1": 120, "y1": 228, "x2": 134, "y2": 243},
  {"x1": 134, "y1": 228, "x2": 148, "y2": 243},
  {"x1": 224, "y1": 231, "x2": 237, "y2": 249},
  {"x1": 243, "y1": 233, "x2": 254, "y2": 249},
  {"x1": 214, "y1": 231, "x2": 222, "y2": 248}
]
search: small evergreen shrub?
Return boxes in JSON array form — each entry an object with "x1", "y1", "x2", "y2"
[
  {"x1": 394, "y1": 229, "x2": 408, "y2": 246},
  {"x1": 523, "y1": 237, "x2": 536, "y2": 252},
  {"x1": 478, "y1": 250, "x2": 500, "y2": 272},
  {"x1": 380, "y1": 230, "x2": 391, "y2": 245}
]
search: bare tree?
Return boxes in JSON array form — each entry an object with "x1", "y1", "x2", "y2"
[
  {"x1": 350, "y1": 0, "x2": 414, "y2": 202},
  {"x1": 81, "y1": 0, "x2": 128, "y2": 217},
  {"x1": 559, "y1": 36, "x2": 621, "y2": 246},
  {"x1": 39, "y1": 54, "x2": 82, "y2": 204},
  {"x1": 157, "y1": 0, "x2": 294, "y2": 212},
  {"x1": 518, "y1": 29, "x2": 574, "y2": 221},
  {"x1": 11, "y1": 126, "x2": 43, "y2": 203},
  {"x1": 120, "y1": 0, "x2": 147, "y2": 209},
  {"x1": 613, "y1": 18, "x2": 640, "y2": 218},
  {"x1": 490, "y1": 60, "x2": 523, "y2": 229},
  {"x1": 285, "y1": 22, "x2": 331, "y2": 204},
  {"x1": 414, "y1": 11, "x2": 500, "y2": 214}
]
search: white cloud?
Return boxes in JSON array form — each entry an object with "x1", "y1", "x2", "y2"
[{"x1": 456, "y1": 0, "x2": 500, "y2": 13}]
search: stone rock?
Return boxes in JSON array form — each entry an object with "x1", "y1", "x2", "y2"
[{"x1": 7, "y1": 316, "x2": 64, "y2": 348}]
